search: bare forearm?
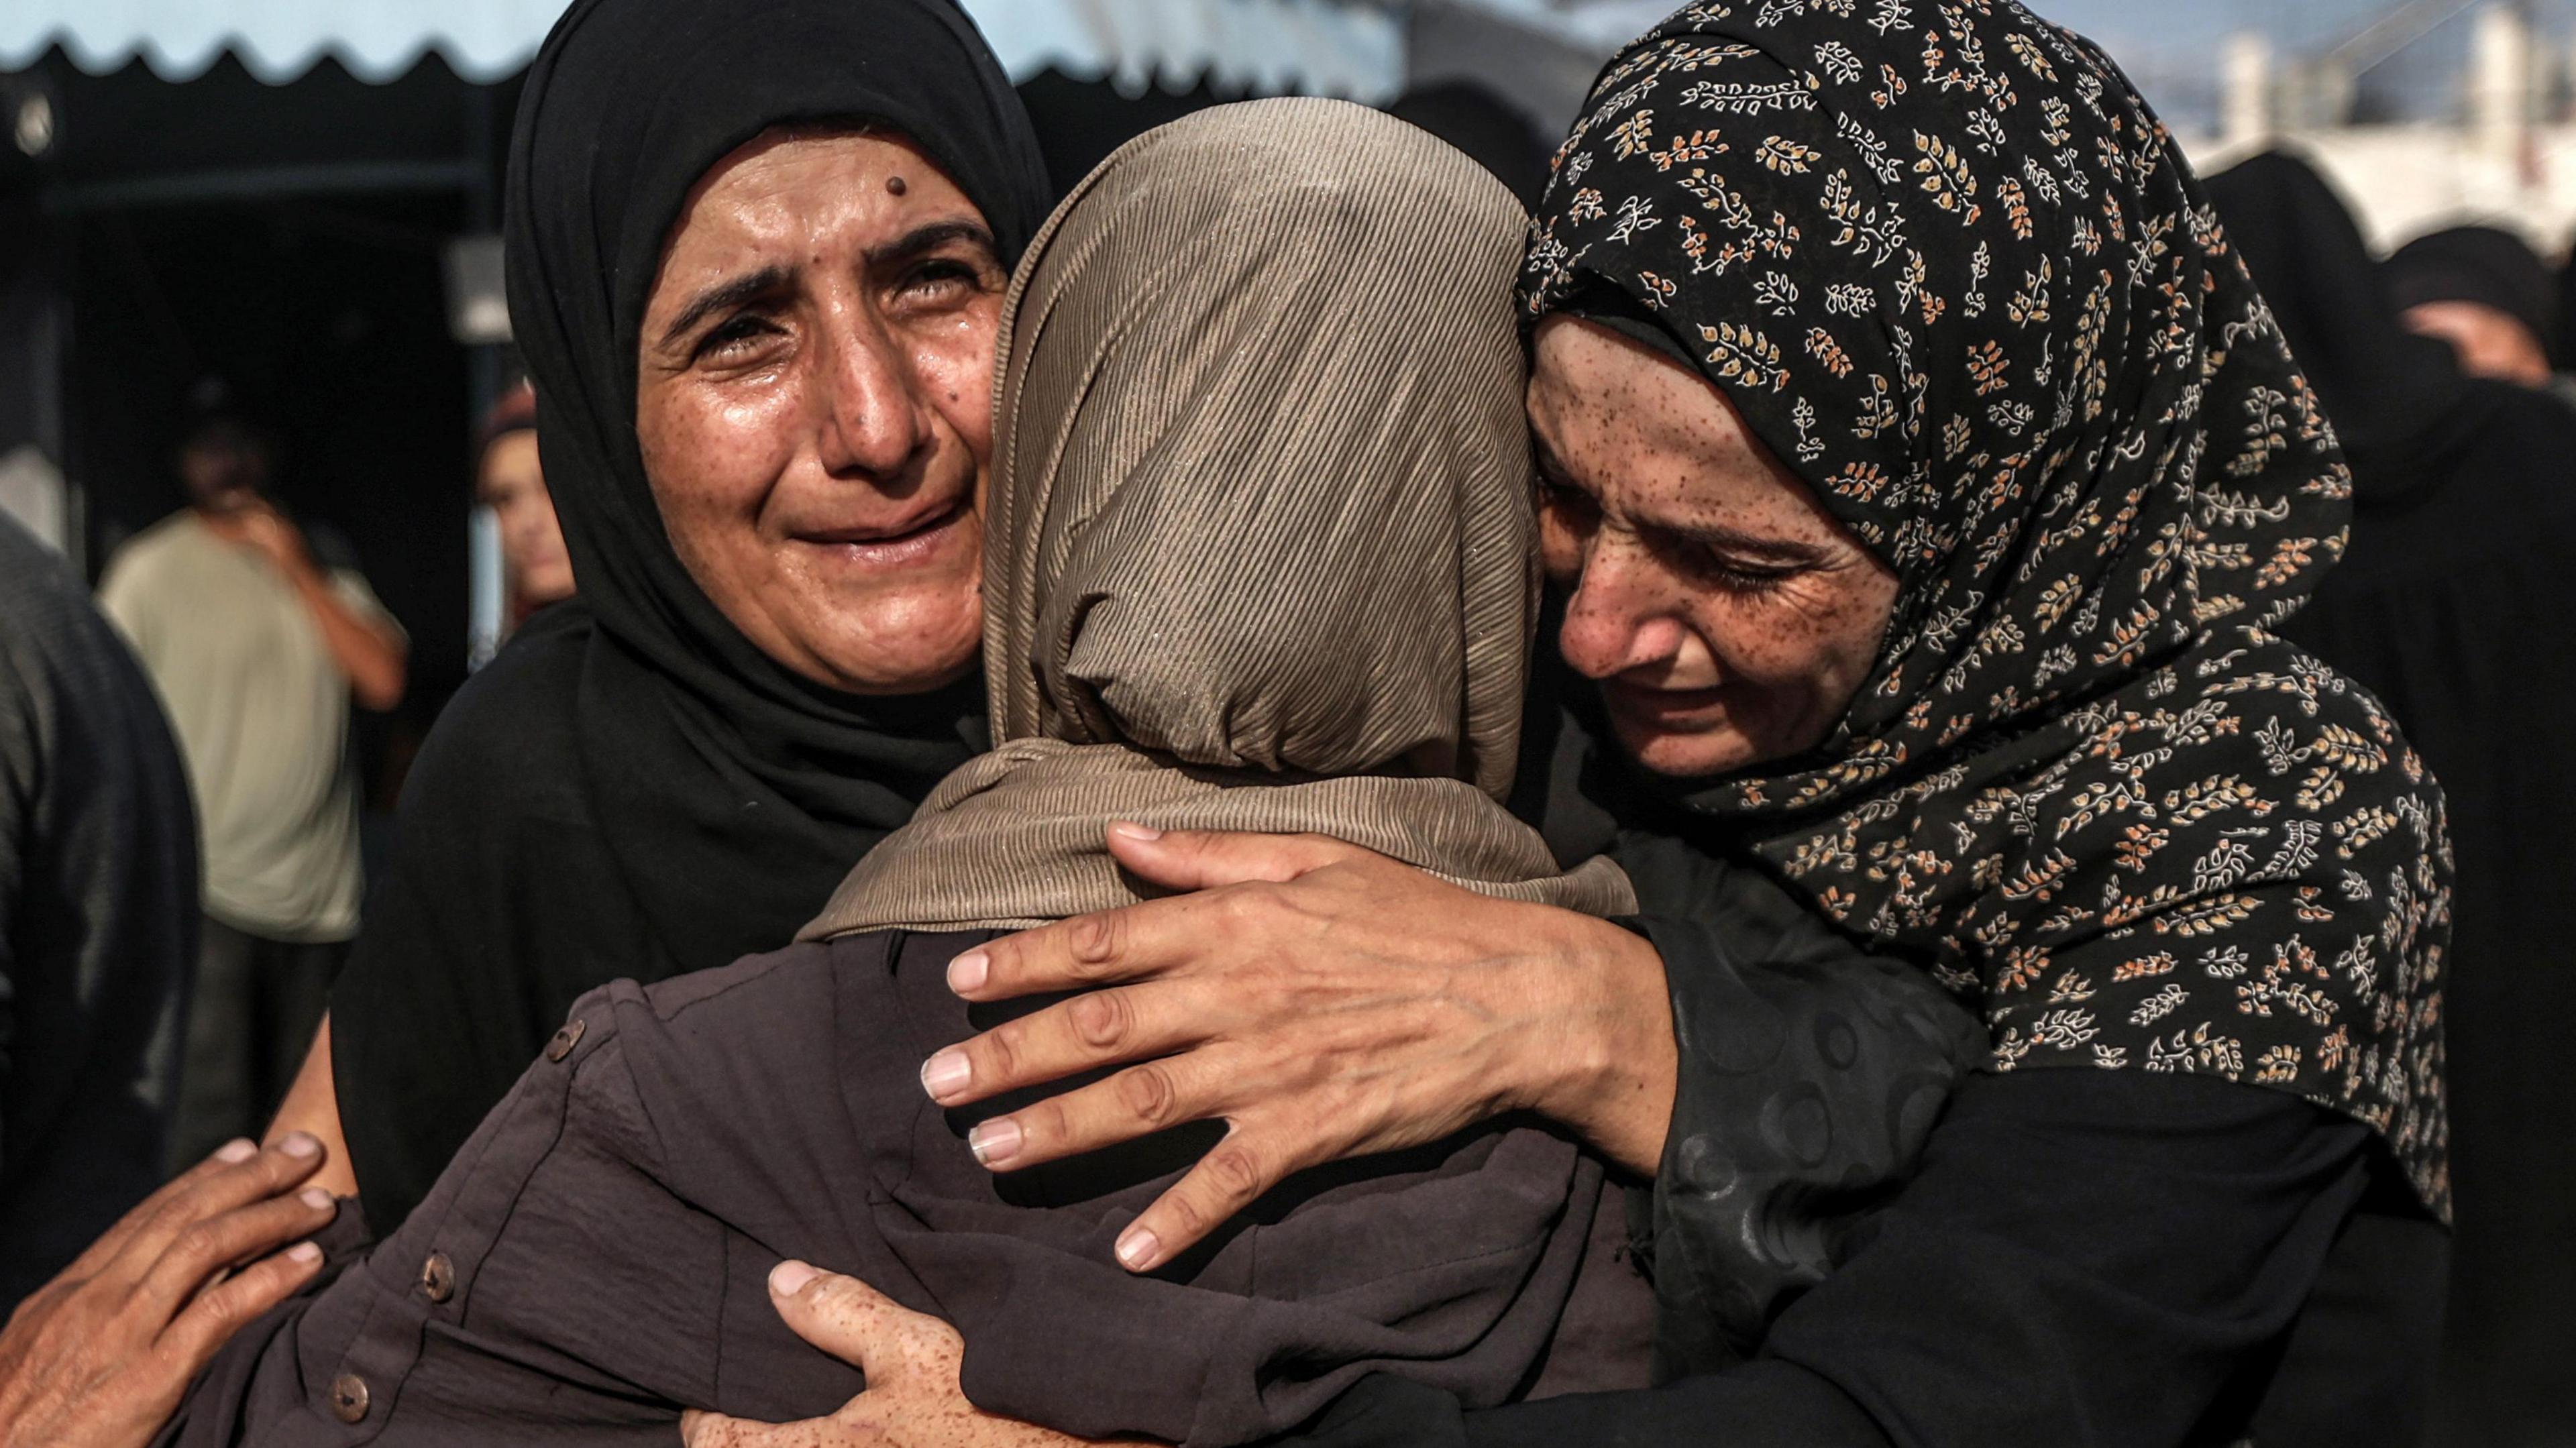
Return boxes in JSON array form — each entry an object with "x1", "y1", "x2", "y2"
[
  {"x1": 283, "y1": 567, "x2": 406, "y2": 710},
  {"x1": 264, "y1": 1015, "x2": 360, "y2": 1199},
  {"x1": 1521, "y1": 909, "x2": 1676, "y2": 1177}
]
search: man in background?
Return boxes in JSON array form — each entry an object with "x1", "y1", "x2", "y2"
[
  {"x1": 100, "y1": 405, "x2": 407, "y2": 1170},
  {"x1": 0, "y1": 513, "x2": 197, "y2": 1305}
]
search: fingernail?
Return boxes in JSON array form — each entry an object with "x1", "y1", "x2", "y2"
[
  {"x1": 1116, "y1": 1226, "x2": 1161, "y2": 1271},
  {"x1": 920, "y1": 1049, "x2": 971, "y2": 1101},
  {"x1": 769, "y1": 1259, "x2": 818, "y2": 1298},
  {"x1": 947, "y1": 950, "x2": 989, "y2": 994},
  {"x1": 967, "y1": 1117, "x2": 1023, "y2": 1167},
  {"x1": 286, "y1": 1241, "x2": 323, "y2": 1265},
  {"x1": 1108, "y1": 821, "x2": 1163, "y2": 843},
  {"x1": 299, "y1": 1186, "x2": 335, "y2": 1210},
  {"x1": 215, "y1": 1138, "x2": 259, "y2": 1163},
  {"x1": 279, "y1": 1131, "x2": 321, "y2": 1159}
]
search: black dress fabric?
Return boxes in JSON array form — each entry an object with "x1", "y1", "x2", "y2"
[
  {"x1": 1293, "y1": 1071, "x2": 2434, "y2": 1448},
  {"x1": 1519, "y1": 0, "x2": 2449, "y2": 1213},
  {"x1": 2209, "y1": 151, "x2": 2576, "y2": 1447},
  {"x1": 0, "y1": 516, "x2": 197, "y2": 1306},
  {"x1": 1513, "y1": 678, "x2": 1985, "y2": 1372},
  {"x1": 329, "y1": 0, "x2": 1053, "y2": 1233}
]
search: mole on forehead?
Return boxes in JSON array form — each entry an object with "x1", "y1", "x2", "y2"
[{"x1": 888, "y1": 174, "x2": 908, "y2": 196}]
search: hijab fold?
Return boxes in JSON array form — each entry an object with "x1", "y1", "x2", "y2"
[
  {"x1": 1525, "y1": 0, "x2": 2448, "y2": 1211},
  {"x1": 807, "y1": 98, "x2": 1634, "y2": 939}
]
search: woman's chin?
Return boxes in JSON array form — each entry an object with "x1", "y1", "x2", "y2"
[{"x1": 1613, "y1": 718, "x2": 1762, "y2": 781}]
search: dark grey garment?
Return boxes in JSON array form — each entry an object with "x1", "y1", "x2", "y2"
[
  {"x1": 0, "y1": 514, "x2": 196, "y2": 1308},
  {"x1": 164, "y1": 920, "x2": 343, "y2": 1172},
  {"x1": 164, "y1": 929, "x2": 1610, "y2": 1448},
  {"x1": 1512, "y1": 684, "x2": 1986, "y2": 1370}
]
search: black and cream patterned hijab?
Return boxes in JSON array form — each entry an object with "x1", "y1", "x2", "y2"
[{"x1": 1523, "y1": 0, "x2": 2450, "y2": 1210}]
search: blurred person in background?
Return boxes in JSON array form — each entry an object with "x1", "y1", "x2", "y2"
[
  {"x1": 0, "y1": 514, "x2": 196, "y2": 1306},
  {"x1": 474, "y1": 380, "x2": 576, "y2": 627},
  {"x1": 99, "y1": 399, "x2": 408, "y2": 1174},
  {"x1": 2211, "y1": 152, "x2": 2576, "y2": 1447},
  {"x1": 2383, "y1": 224, "x2": 2572, "y2": 404}
]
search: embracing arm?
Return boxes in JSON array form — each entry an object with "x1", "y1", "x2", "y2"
[
  {"x1": 917, "y1": 825, "x2": 1678, "y2": 1269},
  {"x1": 1295, "y1": 1070, "x2": 2375, "y2": 1448}
]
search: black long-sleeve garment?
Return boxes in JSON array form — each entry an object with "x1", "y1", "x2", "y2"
[
  {"x1": 1299, "y1": 686, "x2": 2447, "y2": 1448},
  {"x1": 1295, "y1": 1066, "x2": 2439, "y2": 1448},
  {"x1": 0, "y1": 515, "x2": 198, "y2": 1304}
]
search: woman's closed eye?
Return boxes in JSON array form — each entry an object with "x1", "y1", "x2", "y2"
[
  {"x1": 693, "y1": 313, "x2": 788, "y2": 364},
  {"x1": 895, "y1": 257, "x2": 991, "y2": 307}
]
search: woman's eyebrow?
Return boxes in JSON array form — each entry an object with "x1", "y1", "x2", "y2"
[
  {"x1": 657, "y1": 264, "x2": 793, "y2": 349},
  {"x1": 866, "y1": 218, "x2": 1000, "y2": 268}
]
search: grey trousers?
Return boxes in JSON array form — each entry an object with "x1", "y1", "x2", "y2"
[{"x1": 164, "y1": 917, "x2": 345, "y2": 1173}]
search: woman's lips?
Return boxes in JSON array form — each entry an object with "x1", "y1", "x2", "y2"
[
  {"x1": 792, "y1": 502, "x2": 969, "y2": 571},
  {"x1": 1602, "y1": 679, "x2": 1730, "y2": 726}
]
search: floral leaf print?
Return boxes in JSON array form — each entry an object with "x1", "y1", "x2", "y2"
[
  {"x1": 1756, "y1": 135, "x2": 1821, "y2": 173},
  {"x1": 1608, "y1": 192, "x2": 1662, "y2": 241},
  {"x1": 1698, "y1": 320, "x2": 1789, "y2": 390},
  {"x1": 1681, "y1": 73, "x2": 1823, "y2": 114},
  {"x1": 1805, "y1": 325, "x2": 1856, "y2": 376},
  {"x1": 1649, "y1": 129, "x2": 1730, "y2": 172},
  {"x1": 1913, "y1": 129, "x2": 1982, "y2": 225},
  {"x1": 1822, "y1": 168, "x2": 1907, "y2": 265},
  {"x1": 1609, "y1": 109, "x2": 1657, "y2": 160}
]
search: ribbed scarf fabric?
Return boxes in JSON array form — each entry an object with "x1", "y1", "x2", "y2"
[
  {"x1": 1523, "y1": 0, "x2": 2449, "y2": 1211},
  {"x1": 806, "y1": 99, "x2": 1633, "y2": 938}
]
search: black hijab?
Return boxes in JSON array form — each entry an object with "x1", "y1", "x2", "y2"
[
  {"x1": 331, "y1": 0, "x2": 1051, "y2": 1232},
  {"x1": 2203, "y1": 154, "x2": 2496, "y2": 495}
]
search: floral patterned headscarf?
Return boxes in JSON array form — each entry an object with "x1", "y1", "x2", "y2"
[{"x1": 1523, "y1": 0, "x2": 2449, "y2": 1210}]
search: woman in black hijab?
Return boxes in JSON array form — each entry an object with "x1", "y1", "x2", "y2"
[
  {"x1": 2210, "y1": 151, "x2": 2576, "y2": 1448},
  {"x1": 272, "y1": 0, "x2": 1054, "y2": 1234}
]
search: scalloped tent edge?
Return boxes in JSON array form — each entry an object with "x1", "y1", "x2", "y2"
[{"x1": 0, "y1": 0, "x2": 1405, "y2": 101}]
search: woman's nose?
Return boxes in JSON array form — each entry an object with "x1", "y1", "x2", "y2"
[
  {"x1": 814, "y1": 319, "x2": 928, "y2": 480},
  {"x1": 1558, "y1": 540, "x2": 1686, "y2": 680}
]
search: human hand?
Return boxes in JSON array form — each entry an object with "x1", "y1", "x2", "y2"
[
  {"x1": 220, "y1": 501, "x2": 313, "y2": 578},
  {"x1": 916, "y1": 826, "x2": 1676, "y2": 1272},
  {"x1": 678, "y1": 1262, "x2": 1129, "y2": 1447},
  {"x1": 0, "y1": 1135, "x2": 340, "y2": 1448}
]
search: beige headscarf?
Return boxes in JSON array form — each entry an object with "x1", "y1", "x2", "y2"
[{"x1": 803, "y1": 98, "x2": 1632, "y2": 938}]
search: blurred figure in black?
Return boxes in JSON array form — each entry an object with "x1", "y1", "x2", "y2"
[
  {"x1": 0, "y1": 514, "x2": 198, "y2": 1308},
  {"x1": 2383, "y1": 224, "x2": 2567, "y2": 401},
  {"x1": 2210, "y1": 152, "x2": 2576, "y2": 1448},
  {"x1": 98, "y1": 398, "x2": 407, "y2": 1174},
  {"x1": 1386, "y1": 81, "x2": 1550, "y2": 210}
]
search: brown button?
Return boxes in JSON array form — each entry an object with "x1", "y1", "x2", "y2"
[
  {"x1": 419, "y1": 1250, "x2": 455, "y2": 1303},
  {"x1": 329, "y1": 1371, "x2": 370, "y2": 1423},
  {"x1": 545, "y1": 1017, "x2": 586, "y2": 1062}
]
